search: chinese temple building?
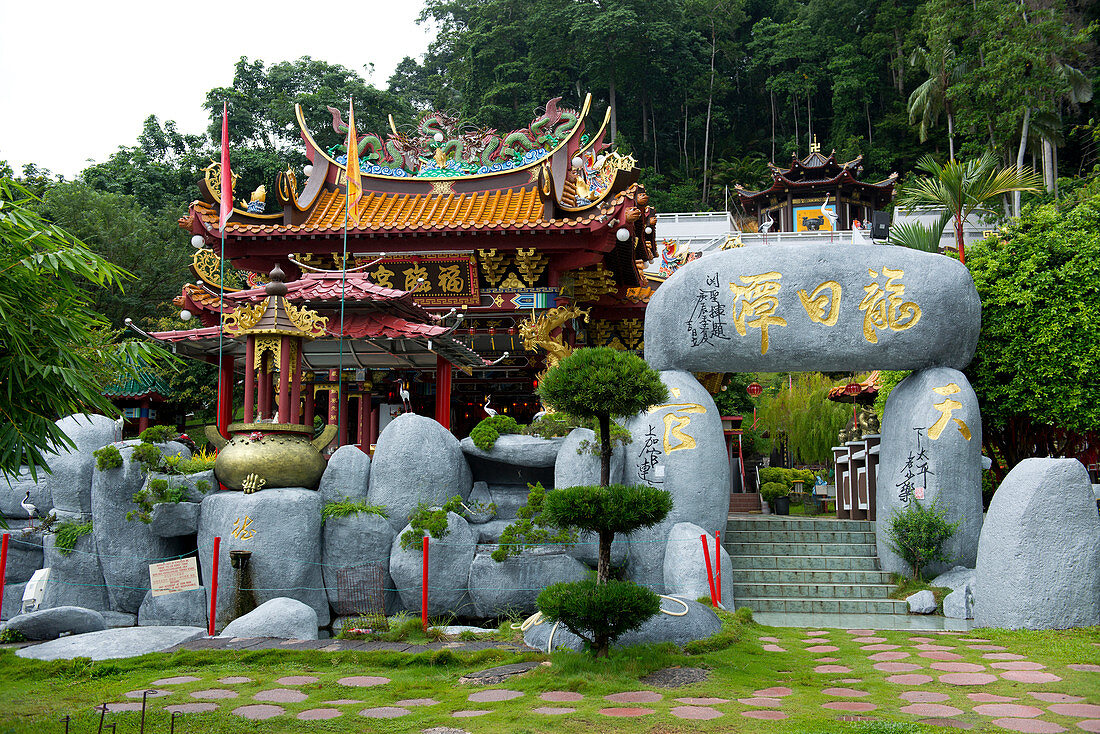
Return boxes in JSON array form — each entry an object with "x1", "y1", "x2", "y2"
[
  {"x1": 154, "y1": 95, "x2": 658, "y2": 446},
  {"x1": 736, "y1": 141, "x2": 897, "y2": 234},
  {"x1": 102, "y1": 368, "x2": 175, "y2": 436}
]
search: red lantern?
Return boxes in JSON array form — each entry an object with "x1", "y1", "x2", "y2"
[
  {"x1": 845, "y1": 383, "x2": 862, "y2": 396},
  {"x1": 747, "y1": 382, "x2": 763, "y2": 397}
]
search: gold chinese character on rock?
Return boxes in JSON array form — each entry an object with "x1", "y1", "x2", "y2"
[
  {"x1": 859, "y1": 267, "x2": 921, "y2": 343},
  {"x1": 729, "y1": 272, "x2": 787, "y2": 354},
  {"x1": 648, "y1": 401, "x2": 708, "y2": 452},
  {"x1": 371, "y1": 264, "x2": 395, "y2": 288},
  {"x1": 929, "y1": 383, "x2": 972, "y2": 440},
  {"x1": 798, "y1": 281, "x2": 842, "y2": 325},
  {"x1": 232, "y1": 515, "x2": 256, "y2": 540},
  {"x1": 404, "y1": 264, "x2": 430, "y2": 291},
  {"x1": 438, "y1": 264, "x2": 464, "y2": 293}
]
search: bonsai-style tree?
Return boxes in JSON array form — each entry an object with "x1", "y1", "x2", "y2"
[{"x1": 534, "y1": 347, "x2": 673, "y2": 657}]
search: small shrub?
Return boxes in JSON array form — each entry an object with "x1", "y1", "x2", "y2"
[
  {"x1": 759, "y1": 482, "x2": 788, "y2": 502},
  {"x1": 176, "y1": 448, "x2": 217, "y2": 474},
  {"x1": 53, "y1": 521, "x2": 92, "y2": 556},
  {"x1": 194, "y1": 479, "x2": 212, "y2": 494},
  {"x1": 0, "y1": 627, "x2": 27, "y2": 643},
  {"x1": 93, "y1": 445, "x2": 123, "y2": 471},
  {"x1": 491, "y1": 482, "x2": 578, "y2": 562},
  {"x1": 126, "y1": 477, "x2": 186, "y2": 523},
  {"x1": 469, "y1": 415, "x2": 521, "y2": 450},
  {"x1": 458, "y1": 630, "x2": 479, "y2": 641},
  {"x1": 400, "y1": 496, "x2": 464, "y2": 550},
  {"x1": 131, "y1": 442, "x2": 165, "y2": 474},
  {"x1": 137, "y1": 425, "x2": 175, "y2": 444},
  {"x1": 758, "y1": 467, "x2": 789, "y2": 489},
  {"x1": 886, "y1": 499, "x2": 961, "y2": 579},
  {"x1": 537, "y1": 578, "x2": 661, "y2": 657},
  {"x1": 321, "y1": 500, "x2": 388, "y2": 524}
]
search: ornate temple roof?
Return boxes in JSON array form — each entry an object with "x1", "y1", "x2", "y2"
[
  {"x1": 736, "y1": 148, "x2": 897, "y2": 205},
  {"x1": 102, "y1": 369, "x2": 173, "y2": 400}
]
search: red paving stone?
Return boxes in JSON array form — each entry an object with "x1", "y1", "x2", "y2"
[
  {"x1": 218, "y1": 677, "x2": 253, "y2": 684},
  {"x1": 360, "y1": 707, "x2": 411, "y2": 718},
  {"x1": 337, "y1": 676, "x2": 390, "y2": 687},
  {"x1": 297, "y1": 709, "x2": 341, "y2": 720},
  {"x1": 254, "y1": 689, "x2": 308, "y2": 703},
  {"x1": 970, "y1": 694, "x2": 1019, "y2": 703},
  {"x1": 909, "y1": 637, "x2": 937, "y2": 643},
  {"x1": 1030, "y1": 693, "x2": 1085, "y2": 704},
  {"x1": 870, "y1": 651, "x2": 912, "y2": 661},
  {"x1": 394, "y1": 698, "x2": 440, "y2": 706},
  {"x1": 676, "y1": 697, "x2": 730, "y2": 705},
  {"x1": 853, "y1": 636, "x2": 888, "y2": 643},
  {"x1": 901, "y1": 703, "x2": 966, "y2": 716},
  {"x1": 823, "y1": 687, "x2": 871, "y2": 697},
  {"x1": 762, "y1": 644, "x2": 787, "y2": 652},
  {"x1": 846, "y1": 628, "x2": 876, "y2": 635},
  {"x1": 940, "y1": 672, "x2": 999, "y2": 685},
  {"x1": 738, "y1": 697, "x2": 783, "y2": 707},
  {"x1": 670, "y1": 705, "x2": 723, "y2": 720},
  {"x1": 1001, "y1": 671, "x2": 1063, "y2": 684},
  {"x1": 232, "y1": 704, "x2": 284, "y2": 720},
  {"x1": 451, "y1": 710, "x2": 491, "y2": 718},
  {"x1": 919, "y1": 717, "x2": 974, "y2": 729},
  {"x1": 276, "y1": 675, "x2": 319, "y2": 685},
  {"x1": 191, "y1": 689, "x2": 239, "y2": 700},
  {"x1": 823, "y1": 702, "x2": 878, "y2": 712},
  {"x1": 124, "y1": 689, "x2": 170, "y2": 698},
  {"x1": 863, "y1": 644, "x2": 901, "y2": 651},
  {"x1": 1049, "y1": 704, "x2": 1100, "y2": 718},
  {"x1": 887, "y1": 674, "x2": 934, "y2": 685},
  {"x1": 807, "y1": 630, "x2": 831, "y2": 636},
  {"x1": 741, "y1": 710, "x2": 788, "y2": 720},
  {"x1": 987, "y1": 653, "x2": 1030, "y2": 661},
  {"x1": 991, "y1": 718, "x2": 1066, "y2": 733},
  {"x1": 599, "y1": 707, "x2": 655, "y2": 717},
  {"x1": 469, "y1": 689, "x2": 524, "y2": 703},
  {"x1": 806, "y1": 645, "x2": 840, "y2": 652},
  {"x1": 839, "y1": 678, "x2": 863, "y2": 684},
  {"x1": 165, "y1": 703, "x2": 218, "y2": 714},
  {"x1": 1068, "y1": 664, "x2": 1100, "y2": 673},
  {"x1": 540, "y1": 692, "x2": 584, "y2": 702},
  {"x1": 604, "y1": 691, "x2": 661, "y2": 704},
  {"x1": 921, "y1": 651, "x2": 964, "y2": 660},
  {"x1": 932, "y1": 662, "x2": 987, "y2": 673},
  {"x1": 533, "y1": 707, "x2": 577, "y2": 715},
  {"x1": 755, "y1": 687, "x2": 793, "y2": 697},
  {"x1": 815, "y1": 664, "x2": 852, "y2": 674},
  {"x1": 152, "y1": 676, "x2": 201, "y2": 685},
  {"x1": 975, "y1": 704, "x2": 1045, "y2": 718},
  {"x1": 1077, "y1": 721, "x2": 1100, "y2": 733},
  {"x1": 968, "y1": 644, "x2": 1008, "y2": 651},
  {"x1": 901, "y1": 691, "x2": 950, "y2": 703},
  {"x1": 758, "y1": 636, "x2": 780, "y2": 642},
  {"x1": 916, "y1": 644, "x2": 957, "y2": 651},
  {"x1": 993, "y1": 661, "x2": 1047, "y2": 671}
]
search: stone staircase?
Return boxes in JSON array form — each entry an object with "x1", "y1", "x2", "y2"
[{"x1": 723, "y1": 515, "x2": 907, "y2": 615}]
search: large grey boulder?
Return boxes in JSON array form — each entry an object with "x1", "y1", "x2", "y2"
[
  {"x1": 41, "y1": 530, "x2": 109, "y2": 612},
  {"x1": 389, "y1": 512, "x2": 474, "y2": 615},
  {"x1": 92, "y1": 442, "x2": 193, "y2": 613},
  {"x1": 471, "y1": 519, "x2": 512, "y2": 544},
  {"x1": 906, "y1": 590, "x2": 937, "y2": 614},
  {"x1": 318, "y1": 445, "x2": 371, "y2": 504},
  {"x1": 1, "y1": 582, "x2": 27, "y2": 621},
  {"x1": 664, "y1": 523, "x2": 733, "y2": 604},
  {"x1": 322, "y1": 511, "x2": 395, "y2": 615},
  {"x1": 44, "y1": 414, "x2": 122, "y2": 518},
  {"x1": 468, "y1": 549, "x2": 590, "y2": 617},
  {"x1": 943, "y1": 584, "x2": 974, "y2": 620},
  {"x1": 198, "y1": 488, "x2": 328, "y2": 630},
  {"x1": 975, "y1": 458, "x2": 1100, "y2": 630},
  {"x1": 524, "y1": 596, "x2": 721, "y2": 652},
  {"x1": 460, "y1": 435, "x2": 564, "y2": 467},
  {"x1": 149, "y1": 502, "x2": 201, "y2": 538},
  {"x1": 623, "y1": 371, "x2": 729, "y2": 592},
  {"x1": 138, "y1": 589, "x2": 207, "y2": 628},
  {"x1": 368, "y1": 414, "x2": 472, "y2": 531},
  {"x1": 554, "y1": 428, "x2": 625, "y2": 488},
  {"x1": 219, "y1": 597, "x2": 318, "y2": 639},
  {"x1": 3, "y1": 606, "x2": 106, "y2": 640},
  {"x1": 565, "y1": 531, "x2": 627, "y2": 569},
  {"x1": 643, "y1": 244, "x2": 980, "y2": 372},
  {"x1": 2, "y1": 529, "x2": 43, "y2": 584},
  {"x1": 877, "y1": 367, "x2": 983, "y2": 576},
  {"x1": 0, "y1": 469, "x2": 50, "y2": 520},
  {"x1": 102, "y1": 611, "x2": 137, "y2": 628},
  {"x1": 484, "y1": 484, "x2": 530, "y2": 521},
  {"x1": 17, "y1": 625, "x2": 205, "y2": 661},
  {"x1": 466, "y1": 482, "x2": 498, "y2": 522},
  {"x1": 930, "y1": 566, "x2": 976, "y2": 594}
]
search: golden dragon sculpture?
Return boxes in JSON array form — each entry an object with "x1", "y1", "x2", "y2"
[{"x1": 519, "y1": 305, "x2": 590, "y2": 378}]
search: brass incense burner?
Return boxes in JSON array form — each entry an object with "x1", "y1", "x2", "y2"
[{"x1": 205, "y1": 422, "x2": 337, "y2": 491}]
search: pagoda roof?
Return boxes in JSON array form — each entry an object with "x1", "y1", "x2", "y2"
[
  {"x1": 225, "y1": 272, "x2": 436, "y2": 323},
  {"x1": 102, "y1": 369, "x2": 173, "y2": 400},
  {"x1": 736, "y1": 149, "x2": 897, "y2": 204}
]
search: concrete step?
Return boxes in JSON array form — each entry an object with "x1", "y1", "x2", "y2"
[
  {"x1": 729, "y1": 493, "x2": 763, "y2": 513},
  {"x1": 727, "y1": 516, "x2": 873, "y2": 533},
  {"x1": 731, "y1": 568, "x2": 893, "y2": 585},
  {"x1": 723, "y1": 529, "x2": 877, "y2": 544},
  {"x1": 724, "y1": 541, "x2": 878, "y2": 557},
  {"x1": 732, "y1": 582, "x2": 894, "y2": 600},
  {"x1": 726, "y1": 554, "x2": 882, "y2": 571},
  {"x1": 735, "y1": 597, "x2": 909, "y2": 615}
]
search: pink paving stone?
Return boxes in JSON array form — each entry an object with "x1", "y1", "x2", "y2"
[
  {"x1": 671, "y1": 705, "x2": 724, "y2": 720},
  {"x1": 124, "y1": 689, "x2": 171, "y2": 698},
  {"x1": 218, "y1": 677, "x2": 252, "y2": 684},
  {"x1": 870, "y1": 651, "x2": 912, "y2": 661},
  {"x1": 739, "y1": 697, "x2": 783, "y2": 707},
  {"x1": 755, "y1": 686, "x2": 794, "y2": 697},
  {"x1": 533, "y1": 707, "x2": 577, "y2": 715},
  {"x1": 940, "y1": 673, "x2": 999, "y2": 685},
  {"x1": 360, "y1": 707, "x2": 412, "y2": 719},
  {"x1": 909, "y1": 636, "x2": 937, "y2": 643},
  {"x1": 759, "y1": 636, "x2": 780, "y2": 642},
  {"x1": 808, "y1": 630, "x2": 831, "y2": 636},
  {"x1": 337, "y1": 675, "x2": 390, "y2": 687},
  {"x1": 901, "y1": 691, "x2": 950, "y2": 703},
  {"x1": 1068, "y1": 664, "x2": 1100, "y2": 673},
  {"x1": 742, "y1": 710, "x2": 789, "y2": 720},
  {"x1": 323, "y1": 699, "x2": 363, "y2": 705},
  {"x1": 901, "y1": 703, "x2": 966, "y2": 716},
  {"x1": 800, "y1": 638, "x2": 822, "y2": 644},
  {"x1": 994, "y1": 662, "x2": 1048, "y2": 671},
  {"x1": 807, "y1": 645, "x2": 840, "y2": 652},
  {"x1": 969, "y1": 644, "x2": 1009, "y2": 651},
  {"x1": 598, "y1": 707, "x2": 655, "y2": 717},
  {"x1": 232, "y1": 705, "x2": 284, "y2": 720},
  {"x1": 920, "y1": 717, "x2": 974, "y2": 729},
  {"x1": 1049, "y1": 705, "x2": 1100, "y2": 718},
  {"x1": 152, "y1": 676, "x2": 201, "y2": 685},
  {"x1": 165, "y1": 703, "x2": 218, "y2": 714},
  {"x1": 604, "y1": 691, "x2": 661, "y2": 704},
  {"x1": 762, "y1": 644, "x2": 787, "y2": 652},
  {"x1": 840, "y1": 678, "x2": 863, "y2": 684},
  {"x1": 991, "y1": 717, "x2": 1067, "y2": 733},
  {"x1": 816, "y1": 657, "x2": 841, "y2": 663},
  {"x1": 987, "y1": 653, "x2": 1030, "y2": 661},
  {"x1": 1077, "y1": 722, "x2": 1100, "y2": 733},
  {"x1": 540, "y1": 692, "x2": 584, "y2": 702},
  {"x1": 976, "y1": 704, "x2": 1045, "y2": 718},
  {"x1": 970, "y1": 694, "x2": 1019, "y2": 703},
  {"x1": 297, "y1": 709, "x2": 342, "y2": 721},
  {"x1": 1001, "y1": 671, "x2": 1063, "y2": 684},
  {"x1": 887, "y1": 674, "x2": 934, "y2": 685},
  {"x1": 191, "y1": 689, "x2": 239, "y2": 700},
  {"x1": 451, "y1": 710, "x2": 491, "y2": 718},
  {"x1": 276, "y1": 675, "x2": 319, "y2": 685},
  {"x1": 676, "y1": 697, "x2": 730, "y2": 705},
  {"x1": 393, "y1": 698, "x2": 439, "y2": 706},
  {"x1": 921, "y1": 651, "x2": 965, "y2": 661},
  {"x1": 816, "y1": 665, "x2": 852, "y2": 674},
  {"x1": 863, "y1": 644, "x2": 902, "y2": 651},
  {"x1": 823, "y1": 687, "x2": 871, "y2": 697},
  {"x1": 847, "y1": 628, "x2": 876, "y2": 635},
  {"x1": 876, "y1": 662, "x2": 923, "y2": 673},
  {"x1": 469, "y1": 689, "x2": 524, "y2": 703},
  {"x1": 933, "y1": 662, "x2": 988, "y2": 673},
  {"x1": 853, "y1": 636, "x2": 888, "y2": 643},
  {"x1": 254, "y1": 689, "x2": 308, "y2": 704},
  {"x1": 824, "y1": 702, "x2": 878, "y2": 712},
  {"x1": 1030, "y1": 693, "x2": 1085, "y2": 704},
  {"x1": 916, "y1": 644, "x2": 957, "y2": 651}
]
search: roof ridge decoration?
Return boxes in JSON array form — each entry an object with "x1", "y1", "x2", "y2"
[{"x1": 222, "y1": 296, "x2": 328, "y2": 339}]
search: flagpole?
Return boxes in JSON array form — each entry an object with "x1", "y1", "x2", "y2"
[
  {"x1": 217, "y1": 100, "x2": 229, "y2": 439},
  {"x1": 336, "y1": 98, "x2": 357, "y2": 449}
]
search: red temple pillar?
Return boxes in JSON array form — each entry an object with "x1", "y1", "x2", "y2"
[
  {"x1": 435, "y1": 355, "x2": 452, "y2": 431},
  {"x1": 138, "y1": 397, "x2": 151, "y2": 434},
  {"x1": 218, "y1": 353, "x2": 234, "y2": 438},
  {"x1": 289, "y1": 342, "x2": 303, "y2": 424},
  {"x1": 327, "y1": 388, "x2": 339, "y2": 436},
  {"x1": 337, "y1": 390, "x2": 348, "y2": 448},
  {"x1": 303, "y1": 383, "x2": 315, "y2": 428},
  {"x1": 243, "y1": 339, "x2": 255, "y2": 423},
  {"x1": 369, "y1": 403, "x2": 379, "y2": 447},
  {"x1": 277, "y1": 336, "x2": 291, "y2": 423},
  {"x1": 258, "y1": 353, "x2": 273, "y2": 420},
  {"x1": 358, "y1": 390, "x2": 371, "y2": 447}
]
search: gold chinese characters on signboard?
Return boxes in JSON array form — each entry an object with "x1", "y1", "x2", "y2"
[{"x1": 368, "y1": 255, "x2": 479, "y2": 307}]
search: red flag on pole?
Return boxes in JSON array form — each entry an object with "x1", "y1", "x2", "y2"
[{"x1": 220, "y1": 101, "x2": 233, "y2": 231}]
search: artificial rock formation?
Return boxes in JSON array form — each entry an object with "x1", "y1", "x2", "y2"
[
  {"x1": 318, "y1": 445, "x2": 371, "y2": 505},
  {"x1": 219, "y1": 597, "x2": 319, "y2": 639},
  {"x1": 389, "y1": 511, "x2": 474, "y2": 615},
  {"x1": 322, "y1": 511, "x2": 396, "y2": 615},
  {"x1": 663, "y1": 522, "x2": 734, "y2": 604},
  {"x1": 467, "y1": 548, "x2": 590, "y2": 617}
]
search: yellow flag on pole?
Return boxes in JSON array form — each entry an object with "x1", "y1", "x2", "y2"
[{"x1": 345, "y1": 101, "x2": 362, "y2": 220}]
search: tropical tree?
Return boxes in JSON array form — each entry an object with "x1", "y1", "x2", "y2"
[
  {"x1": 895, "y1": 152, "x2": 1043, "y2": 263},
  {"x1": 907, "y1": 45, "x2": 966, "y2": 161}
]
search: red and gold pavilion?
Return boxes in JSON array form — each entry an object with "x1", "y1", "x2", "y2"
[{"x1": 153, "y1": 95, "x2": 658, "y2": 446}]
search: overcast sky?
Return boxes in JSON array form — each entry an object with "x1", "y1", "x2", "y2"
[{"x1": 0, "y1": 0, "x2": 431, "y2": 179}]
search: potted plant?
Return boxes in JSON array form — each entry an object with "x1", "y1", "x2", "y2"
[{"x1": 761, "y1": 481, "x2": 790, "y2": 515}]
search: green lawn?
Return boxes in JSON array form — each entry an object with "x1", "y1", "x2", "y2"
[{"x1": 0, "y1": 614, "x2": 1096, "y2": 733}]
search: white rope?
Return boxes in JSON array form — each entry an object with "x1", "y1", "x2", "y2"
[{"x1": 514, "y1": 595, "x2": 694, "y2": 652}]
